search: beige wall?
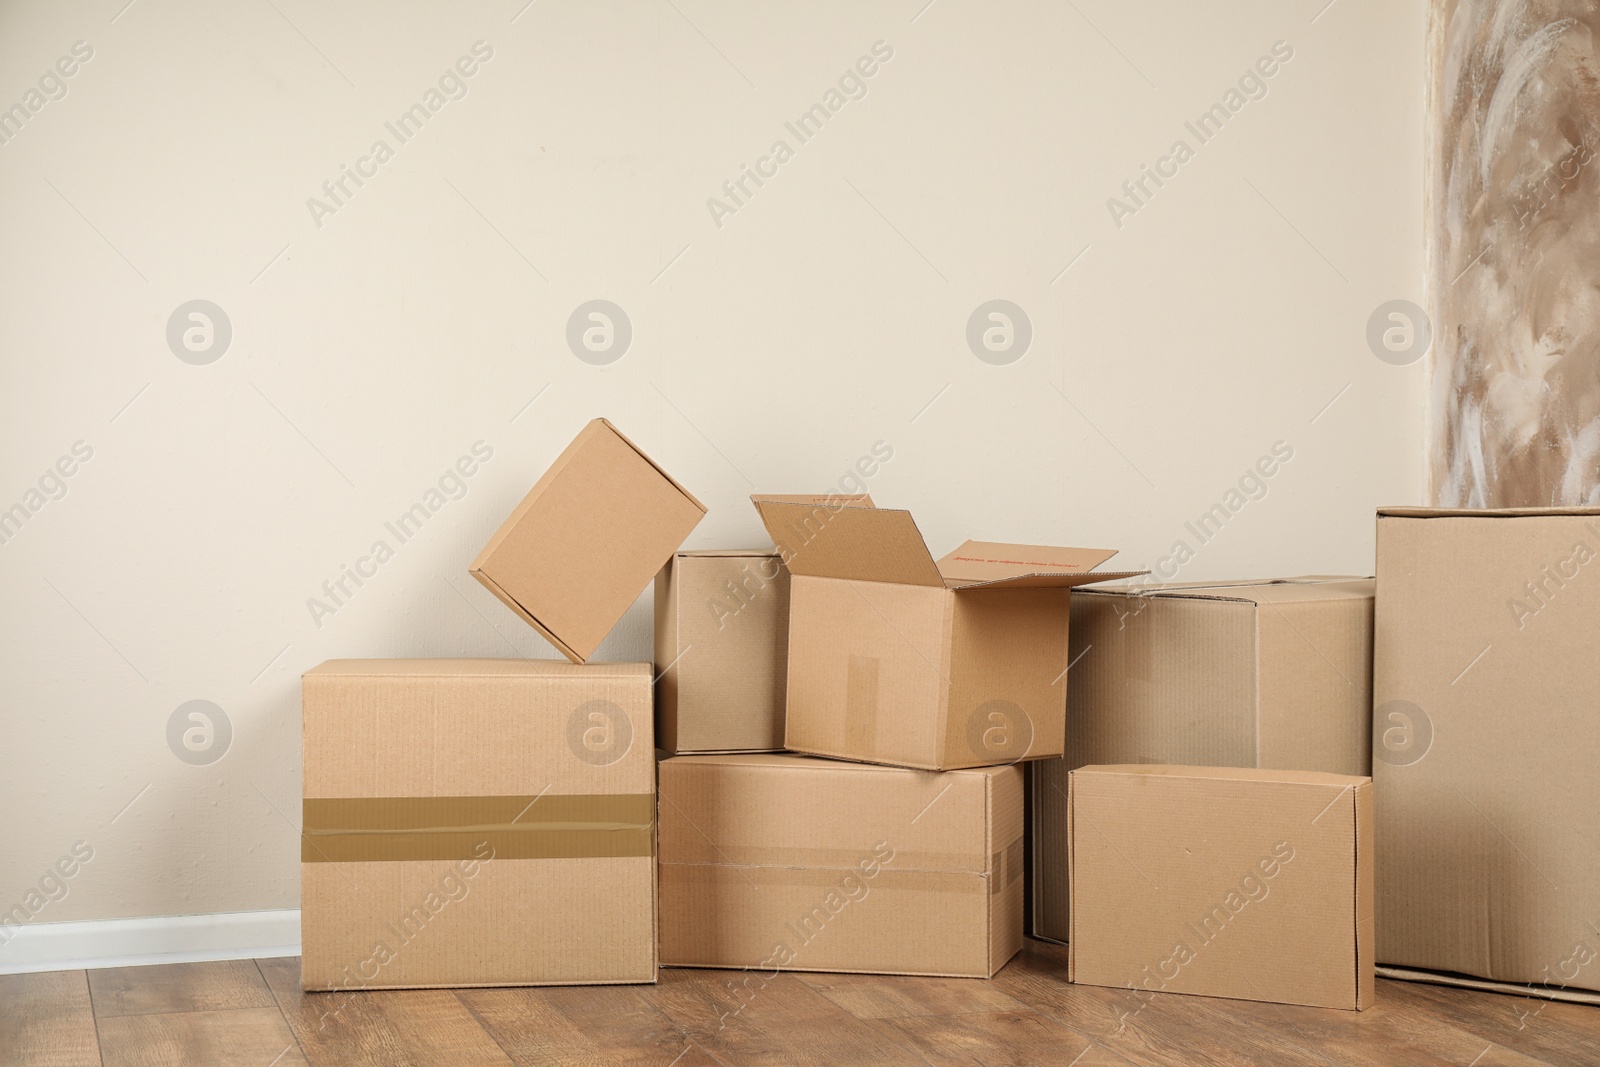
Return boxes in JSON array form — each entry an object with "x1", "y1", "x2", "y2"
[{"x1": 0, "y1": 0, "x2": 1423, "y2": 937}]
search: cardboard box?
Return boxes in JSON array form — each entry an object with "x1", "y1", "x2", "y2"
[
  {"x1": 1375, "y1": 507, "x2": 1600, "y2": 1002},
  {"x1": 1068, "y1": 764, "x2": 1373, "y2": 1011},
  {"x1": 1031, "y1": 575, "x2": 1375, "y2": 942},
  {"x1": 751, "y1": 496, "x2": 1140, "y2": 770},
  {"x1": 658, "y1": 753, "x2": 1024, "y2": 977},
  {"x1": 471, "y1": 419, "x2": 706, "y2": 663},
  {"x1": 654, "y1": 550, "x2": 790, "y2": 754},
  {"x1": 301, "y1": 659, "x2": 656, "y2": 989}
]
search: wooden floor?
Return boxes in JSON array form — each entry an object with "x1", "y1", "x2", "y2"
[{"x1": 4, "y1": 940, "x2": 1598, "y2": 1066}]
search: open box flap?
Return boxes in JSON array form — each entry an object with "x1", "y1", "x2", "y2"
[
  {"x1": 750, "y1": 493, "x2": 875, "y2": 508},
  {"x1": 937, "y1": 540, "x2": 1148, "y2": 590},
  {"x1": 750, "y1": 497, "x2": 943, "y2": 586}
]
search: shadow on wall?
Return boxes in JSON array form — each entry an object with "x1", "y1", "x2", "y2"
[{"x1": 1430, "y1": 0, "x2": 1600, "y2": 506}]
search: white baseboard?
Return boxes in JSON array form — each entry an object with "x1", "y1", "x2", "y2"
[{"x1": 0, "y1": 909, "x2": 300, "y2": 975}]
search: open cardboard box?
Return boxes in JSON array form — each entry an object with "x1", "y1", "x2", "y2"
[{"x1": 752, "y1": 495, "x2": 1143, "y2": 770}]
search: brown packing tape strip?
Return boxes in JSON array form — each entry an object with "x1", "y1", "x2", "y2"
[
  {"x1": 302, "y1": 794, "x2": 655, "y2": 863},
  {"x1": 661, "y1": 862, "x2": 987, "y2": 895},
  {"x1": 990, "y1": 836, "x2": 1026, "y2": 895},
  {"x1": 846, "y1": 654, "x2": 879, "y2": 754},
  {"x1": 675, "y1": 845, "x2": 985, "y2": 872}
]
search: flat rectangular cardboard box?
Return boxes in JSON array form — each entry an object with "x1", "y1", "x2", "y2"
[
  {"x1": 1068, "y1": 764, "x2": 1373, "y2": 1011},
  {"x1": 1032, "y1": 576, "x2": 1375, "y2": 942},
  {"x1": 751, "y1": 496, "x2": 1141, "y2": 770},
  {"x1": 658, "y1": 753, "x2": 1024, "y2": 977},
  {"x1": 1375, "y1": 507, "x2": 1600, "y2": 1003},
  {"x1": 301, "y1": 659, "x2": 656, "y2": 990},
  {"x1": 654, "y1": 550, "x2": 790, "y2": 754},
  {"x1": 471, "y1": 418, "x2": 706, "y2": 663}
]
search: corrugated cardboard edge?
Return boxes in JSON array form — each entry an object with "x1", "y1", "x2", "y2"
[
  {"x1": 1374, "y1": 967, "x2": 1600, "y2": 1004},
  {"x1": 650, "y1": 754, "x2": 661, "y2": 980},
  {"x1": 653, "y1": 562, "x2": 678, "y2": 751},
  {"x1": 301, "y1": 660, "x2": 651, "y2": 680},
  {"x1": 659, "y1": 960, "x2": 993, "y2": 980},
  {"x1": 781, "y1": 743, "x2": 1043, "y2": 774},
  {"x1": 467, "y1": 566, "x2": 585, "y2": 663},
  {"x1": 949, "y1": 568, "x2": 1150, "y2": 592},
  {"x1": 1354, "y1": 780, "x2": 1374, "y2": 1011},
  {"x1": 1065, "y1": 768, "x2": 1078, "y2": 983},
  {"x1": 1378, "y1": 505, "x2": 1600, "y2": 518},
  {"x1": 984, "y1": 768, "x2": 1025, "y2": 978},
  {"x1": 1076, "y1": 575, "x2": 1372, "y2": 605}
]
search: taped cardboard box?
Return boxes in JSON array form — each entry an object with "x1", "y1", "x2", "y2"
[
  {"x1": 1375, "y1": 507, "x2": 1600, "y2": 1002},
  {"x1": 471, "y1": 418, "x2": 706, "y2": 663},
  {"x1": 654, "y1": 550, "x2": 790, "y2": 754},
  {"x1": 658, "y1": 753, "x2": 1023, "y2": 978},
  {"x1": 1032, "y1": 575, "x2": 1374, "y2": 942},
  {"x1": 751, "y1": 495, "x2": 1142, "y2": 770},
  {"x1": 1068, "y1": 765, "x2": 1373, "y2": 1011},
  {"x1": 301, "y1": 659, "x2": 655, "y2": 990}
]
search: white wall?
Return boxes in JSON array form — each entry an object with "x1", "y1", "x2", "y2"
[{"x1": 0, "y1": 0, "x2": 1424, "y2": 948}]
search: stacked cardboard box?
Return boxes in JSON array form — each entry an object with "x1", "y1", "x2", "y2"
[
  {"x1": 1374, "y1": 507, "x2": 1600, "y2": 1003},
  {"x1": 650, "y1": 496, "x2": 1142, "y2": 976},
  {"x1": 1068, "y1": 764, "x2": 1373, "y2": 1010},
  {"x1": 303, "y1": 419, "x2": 703, "y2": 988},
  {"x1": 301, "y1": 659, "x2": 655, "y2": 988},
  {"x1": 658, "y1": 754, "x2": 1023, "y2": 978},
  {"x1": 1032, "y1": 576, "x2": 1376, "y2": 944},
  {"x1": 300, "y1": 419, "x2": 1151, "y2": 987},
  {"x1": 310, "y1": 416, "x2": 1600, "y2": 1018}
]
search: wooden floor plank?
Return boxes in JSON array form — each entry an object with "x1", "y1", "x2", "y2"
[
  {"x1": 460, "y1": 983, "x2": 719, "y2": 1067},
  {"x1": 874, "y1": 1010, "x2": 1133, "y2": 1066},
  {"x1": 645, "y1": 965, "x2": 931, "y2": 1065},
  {"x1": 257, "y1": 957, "x2": 512, "y2": 1067},
  {"x1": 96, "y1": 1008, "x2": 306, "y2": 1067},
  {"x1": 795, "y1": 971, "x2": 1032, "y2": 1020},
  {"x1": 0, "y1": 970, "x2": 102, "y2": 1067},
  {"x1": 994, "y1": 939, "x2": 1333, "y2": 1067},
  {"x1": 10, "y1": 953, "x2": 1600, "y2": 1067},
  {"x1": 1219, "y1": 985, "x2": 1558, "y2": 1067},
  {"x1": 88, "y1": 960, "x2": 274, "y2": 1017},
  {"x1": 1378, "y1": 977, "x2": 1600, "y2": 1066}
]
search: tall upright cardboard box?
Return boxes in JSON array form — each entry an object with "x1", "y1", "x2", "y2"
[
  {"x1": 1068, "y1": 764, "x2": 1374, "y2": 1011},
  {"x1": 301, "y1": 659, "x2": 656, "y2": 989},
  {"x1": 1032, "y1": 576, "x2": 1375, "y2": 942},
  {"x1": 471, "y1": 419, "x2": 706, "y2": 663},
  {"x1": 658, "y1": 753, "x2": 1024, "y2": 978},
  {"x1": 654, "y1": 550, "x2": 790, "y2": 754},
  {"x1": 751, "y1": 496, "x2": 1141, "y2": 770},
  {"x1": 1376, "y1": 507, "x2": 1600, "y2": 1001}
]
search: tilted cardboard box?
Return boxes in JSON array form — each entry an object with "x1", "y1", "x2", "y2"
[
  {"x1": 1068, "y1": 765, "x2": 1373, "y2": 1011},
  {"x1": 1032, "y1": 576, "x2": 1375, "y2": 941},
  {"x1": 658, "y1": 753, "x2": 1024, "y2": 978},
  {"x1": 301, "y1": 659, "x2": 655, "y2": 989},
  {"x1": 654, "y1": 550, "x2": 790, "y2": 754},
  {"x1": 1376, "y1": 507, "x2": 1600, "y2": 1002},
  {"x1": 471, "y1": 418, "x2": 706, "y2": 663},
  {"x1": 750, "y1": 496, "x2": 1141, "y2": 770}
]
